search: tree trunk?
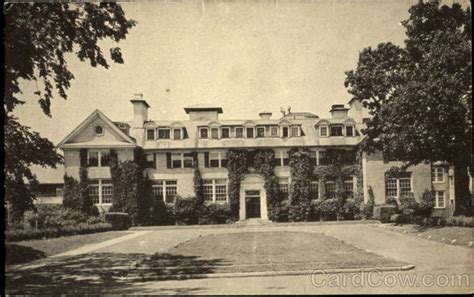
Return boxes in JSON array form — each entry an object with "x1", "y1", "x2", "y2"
[{"x1": 453, "y1": 161, "x2": 472, "y2": 216}]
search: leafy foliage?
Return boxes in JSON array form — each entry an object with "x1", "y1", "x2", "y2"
[
  {"x1": 226, "y1": 149, "x2": 249, "y2": 217},
  {"x1": 252, "y1": 149, "x2": 280, "y2": 220},
  {"x1": 4, "y1": 2, "x2": 135, "y2": 220},
  {"x1": 288, "y1": 148, "x2": 313, "y2": 221},
  {"x1": 345, "y1": 1, "x2": 472, "y2": 215},
  {"x1": 192, "y1": 152, "x2": 204, "y2": 207}
]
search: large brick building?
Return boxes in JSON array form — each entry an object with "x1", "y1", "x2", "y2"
[{"x1": 58, "y1": 96, "x2": 454, "y2": 219}]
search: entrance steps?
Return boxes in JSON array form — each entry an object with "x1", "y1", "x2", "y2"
[{"x1": 236, "y1": 218, "x2": 271, "y2": 226}]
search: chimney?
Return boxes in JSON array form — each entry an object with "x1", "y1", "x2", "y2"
[
  {"x1": 259, "y1": 112, "x2": 272, "y2": 120},
  {"x1": 130, "y1": 93, "x2": 150, "y2": 128},
  {"x1": 330, "y1": 104, "x2": 349, "y2": 119}
]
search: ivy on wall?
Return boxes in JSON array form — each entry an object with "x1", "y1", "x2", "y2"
[
  {"x1": 252, "y1": 149, "x2": 280, "y2": 220},
  {"x1": 63, "y1": 149, "x2": 94, "y2": 214},
  {"x1": 288, "y1": 147, "x2": 313, "y2": 221},
  {"x1": 226, "y1": 149, "x2": 248, "y2": 218},
  {"x1": 192, "y1": 151, "x2": 204, "y2": 207}
]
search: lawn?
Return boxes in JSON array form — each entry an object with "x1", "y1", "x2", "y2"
[
  {"x1": 6, "y1": 231, "x2": 132, "y2": 266},
  {"x1": 374, "y1": 224, "x2": 473, "y2": 247},
  {"x1": 166, "y1": 231, "x2": 407, "y2": 273}
]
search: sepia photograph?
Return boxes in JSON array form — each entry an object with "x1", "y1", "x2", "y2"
[{"x1": 3, "y1": 0, "x2": 473, "y2": 294}]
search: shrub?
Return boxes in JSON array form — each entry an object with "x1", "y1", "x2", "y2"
[
  {"x1": 386, "y1": 197, "x2": 399, "y2": 210},
  {"x1": 5, "y1": 223, "x2": 113, "y2": 242},
  {"x1": 104, "y1": 212, "x2": 131, "y2": 230},
  {"x1": 174, "y1": 196, "x2": 198, "y2": 225},
  {"x1": 149, "y1": 198, "x2": 171, "y2": 225},
  {"x1": 390, "y1": 213, "x2": 401, "y2": 223},
  {"x1": 373, "y1": 205, "x2": 398, "y2": 223},
  {"x1": 343, "y1": 199, "x2": 360, "y2": 220},
  {"x1": 23, "y1": 205, "x2": 90, "y2": 229},
  {"x1": 398, "y1": 194, "x2": 419, "y2": 223},
  {"x1": 199, "y1": 203, "x2": 233, "y2": 224},
  {"x1": 417, "y1": 190, "x2": 435, "y2": 218},
  {"x1": 319, "y1": 199, "x2": 338, "y2": 221},
  {"x1": 445, "y1": 216, "x2": 474, "y2": 227},
  {"x1": 310, "y1": 199, "x2": 322, "y2": 221}
]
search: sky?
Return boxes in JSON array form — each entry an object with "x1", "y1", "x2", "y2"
[{"x1": 13, "y1": 0, "x2": 466, "y2": 146}]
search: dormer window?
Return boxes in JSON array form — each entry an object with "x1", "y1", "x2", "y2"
[
  {"x1": 270, "y1": 126, "x2": 279, "y2": 137},
  {"x1": 95, "y1": 125, "x2": 104, "y2": 136},
  {"x1": 199, "y1": 127, "x2": 209, "y2": 139},
  {"x1": 146, "y1": 128, "x2": 155, "y2": 140},
  {"x1": 221, "y1": 127, "x2": 230, "y2": 138},
  {"x1": 330, "y1": 125, "x2": 343, "y2": 136},
  {"x1": 235, "y1": 127, "x2": 244, "y2": 138},
  {"x1": 246, "y1": 127, "x2": 254, "y2": 138},
  {"x1": 282, "y1": 126, "x2": 289, "y2": 138},
  {"x1": 173, "y1": 128, "x2": 182, "y2": 140},
  {"x1": 211, "y1": 127, "x2": 219, "y2": 139},
  {"x1": 256, "y1": 127, "x2": 265, "y2": 138},
  {"x1": 291, "y1": 126, "x2": 300, "y2": 137},
  {"x1": 319, "y1": 125, "x2": 328, "y2": 137},
  {"x1": 346, "y1": 125, "x2": 354, "y2": 137},
  {"x1": 157, "y1": 128, "x2": 171, "y2": 139}
]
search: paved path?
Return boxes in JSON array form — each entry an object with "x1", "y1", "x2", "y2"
[{"x1": 6, "y1": 223, "x2": 473, "y2": 294}]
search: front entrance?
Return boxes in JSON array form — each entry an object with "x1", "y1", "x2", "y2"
[{"x1": 245, "y1": 190, "x2": 261, "y2": 219}]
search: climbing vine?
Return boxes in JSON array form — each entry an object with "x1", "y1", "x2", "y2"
[
  {"x1": 63, "y1": 149, "x2": 92, "y2": 215},
  {"x1": 226, "y1": 149, "x2": 248, "y2": 218},
  {"x1": 192, "y1": 151, "x2": 204, "y2": 207},
  {"x1": 288, "y1": 147, "x2": 313, "y2": 221},
  {"x1": 252, "y1": 149, "x2": 280, "y2": 220}
]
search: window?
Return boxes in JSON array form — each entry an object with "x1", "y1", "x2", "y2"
[
  {"x1": 318, "y1": 150, "x2": 326, "y2": 165},
  {"x1": 171, "y1": 153, "x2": 182, "y2": 168},
  {"x1": 209, "y1": 152, "x2": 221, "y2": 168},
  {"x1": 282, "y1": 126, "x2": 289, "y2": 137},
  {"x1": 330, "y1": 125, "x2": 343, "y2": 136},
  {"x1": 146, "y1": 128, "x2": 155, "y2": 140},
  {"x1": 385, "y1": 175, "x2": 412, "y2": 198},
  {"x1": 101, "y1": 181, "x2": 113, "y2": 204},
  {"x1": 221, "y1": 127, "x2": 230, "y2": 138},
  {"x1": 431, "y1": 167, "x2": 445, "y2": 183},
  {"x1": 211, "y1": 127, "x2": 219, "y2": 139},
  {"x1": 346, "y1": 125, "x2": 354, "y2": 137},
  {"x1": 291, "y1": 126, "x2": 299, "y2": 137},
  {"x1": 146, "y1": 153, "x2": 154, "y2": 168},
  {"x1": 310, "y1": 151, "x2": 317, "y2": 166},
  {"x1": 435, "y1": 191, "x2": 445, "y2": 208},
  {"x1": 56, "y1": 187, "x2": 63, "y2": 197},
  {"x1": 183, "y1": 153, "x2": 193, "y2": 168},
  {"x1": 279, "y1": 178, "x2": 289, "y2": 199},
  {"x1": 203, "y1": 179, "x2": 228, "y2": 203},
  {"x1": 325, "y1": 181, "x2": 336, "y2": 198},
  {"x1": 95, "y1": 125, "x2": 104, "y2": 136},
  {"x1": 89, "y1": 179, "x2": 112, "y2": 205},
  {"x1": 275, "y1": 150, "x2": 289, "y2": 167},
  {"x1": 235, "y1": 127, "x2": 244, "y2": 138},
  {"x1": 256, "y1": 127, "x2": 265, "y2": 138},
  {"x1": 246, "y1": 127, "x2": 254, "y2": 138},
  {"x1": 158, "y1": 128, "x2": 171, "y2": 139},
  {"x1": 310, "y1": 181, "x2": 319, "y2": 200},
  {"x1": 88, "y1": 150, "x2": 110, "y2": 167},
  {"x1": 270, "y1": 126, "x2": 278, "y2": 137},
  {"x1": 89, "y1": 182, "x2": 100, "y2": 204},
  {"x1": 152, "y1": 180, "x2": 177, "y2": 204},
  {"x1": 319, "y1": 125, "x2": 328, "y2": 137},
  {"x1": 344, "y1": 180, "x2": 354, "y2": 198},
  {"x1": 200, "y1": 127, "x2": 209, "y2": 139},
  {"x1": 173, "y1": 128, "x2": 182, "y2": 140}
]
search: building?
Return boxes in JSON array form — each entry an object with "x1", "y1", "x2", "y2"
[{"x1": 58, "y1": 95, "x2": 454, "y2": 219}]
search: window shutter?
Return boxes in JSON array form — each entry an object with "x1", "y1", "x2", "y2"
[
  {"x1": 204, "y1": 152, "x2": 209, "y2": 168},
  {"x1": 183, "y1": 128, "x2": 188, "y2": 139},
  {"x1": 153, "y1": 153, "x2": 157, "y2": 169},
  {"x1": 80, "y1": 149, "x2": 88, "y2": 167},
  {"x1": 166, "y1": 153, "x2": 171, "y2": 169}
]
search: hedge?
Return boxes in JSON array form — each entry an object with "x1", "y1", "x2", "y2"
[
  {"x1": 5, "y1": 223, "x2": 113, "y2": 242},
  {"x1": 104, "y1": 212, "x2": 131, "y2": 230},
  {"x1": 373, "y1": 205, "x2": 398, "y2": 223}
]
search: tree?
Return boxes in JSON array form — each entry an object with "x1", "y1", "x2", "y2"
[
  {"x1": 344, "y1": 1, "x2": 472, "y2": 215},
  {"x1": 4, "y1": 3, "x2": 136, "y2": 219}
]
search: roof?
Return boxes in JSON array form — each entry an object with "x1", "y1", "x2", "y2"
[
  {"x1": 142, "y1": 117, "x2": 363, "y2": 150},
  {"x1": 30, "y1": 165, "x2": 64, "y2": 184},
  {"x1": 281, "y1": 112, "x2": 319, "y2": 119},
  {"x1": 184, "y1": 104, "x2": 223, "y2": 114}
]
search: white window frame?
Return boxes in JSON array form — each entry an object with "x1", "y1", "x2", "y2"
[
  {"x1": 157, "y1": 128, "x2": 171, "y2": 139},
  {"x1": 431, "y1": 167, "x2": 445, "y2": 183},
  {"x1": 203, "y1": 179, "x2": 228, "y2": 203},
  {"x1": 221, "y1": 127, "x2": 230, "y2": 138},
  {"x1": 94, "y1": 125, "x2": 104, "y2": 136},
  {"x1": 310, "y1": 180, "x2": 319, "y2": 200},
  {"x1": 325, "y1": 181, "x2": 336, "y2": 198},
  {"x1": 345, "y1": 125, "x2": 354, "y2": 137},
  {"x1": 275, "y1": 150, "x2": 289, "y2": 167},
  {"x1": 209, "y1": 152, "x2": 226, "y2": 168},
  {"x1": 319, "y1": 125, "x2": 328, "y2": 137},
  {"x1": 281, "y1": 125, "x2": 289, "y2": 138},
  {"x1": 385, "y1": 176, "x2": 412, "y2": 198},
  {"x1": 290, "y1": 126, "x2": 300, "y2": 137},
  {"x1": 199, "y1": 127, "x2": 209, "y2": 139},
  {"x1": 435, "y1": 191, "x2": 446, "y2": 209},
  {"x1": 89, "y1": 179, "x2": 113, "y2": 205},
  {"x1": 330, "y1": 125, "x2": 344, "y2": 137},
  {"x1": 235, "y1": 127, "x2": 244, "y2": 138},
  {"x1": 146, "y1": 128, "x2": 155, "y2": 140},
  {"x1": 145, "y1": 153, "x2": 154, "y2": 168},
  {"x1": 256, "y1": 126, "x2": 265, "y2": 138},
  {"x1": 171, "y1": 152, "x2": 194, "y2": 169},
  {"x1": 278, "y1": 178, "x2": 289, "y2": 197},
  {"x1": 173, "y1": 128, "x2": 182, "y2": 140},
  {"x1": 343, "y1": 179, "x2": 354, "y2": 197},
  {"x1": 210, "y1": 127, "x2": 220, "y2": 139},
  {"x1": 270, "y1": 126, "x2": 279, "y2": 137},
  {"x1": 246, "y1": 127, "x2": 255, "y2": 138},
  {"x1": 152, "y1": 180, "x2": 178, "y2": 204},
  {"x1": 87, "y1": 150, "x2": 110, "y2": 167}
]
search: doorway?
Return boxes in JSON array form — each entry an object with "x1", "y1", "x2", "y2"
[{"x1": 245, "y1": 190, "x2": 261, "y2": 219}]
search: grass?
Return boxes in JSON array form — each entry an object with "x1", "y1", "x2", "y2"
[
  {"x1": 167, "y1": 231, "x2": 407, "y2": 273},
  {"x1": 375, "y1": 224, "x2": 473, "y2": 246},
  {"x1": 6, "y1": 231, "x2": 132, "y2": 266}
]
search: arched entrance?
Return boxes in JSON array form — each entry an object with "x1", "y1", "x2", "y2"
[{"x1": 239, "y1": 174, "x2": 268, "y2": 221}]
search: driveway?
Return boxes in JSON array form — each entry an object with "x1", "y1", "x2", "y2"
[{"x1": 6, "y1": 223, "x2": 473, "y2": 294}]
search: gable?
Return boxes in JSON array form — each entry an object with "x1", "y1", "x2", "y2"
[{"x1": 58, "y1": 110, "x2": 135, "y2": 148}]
